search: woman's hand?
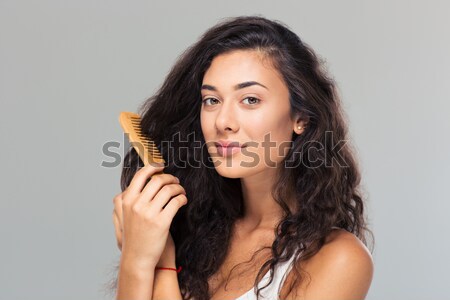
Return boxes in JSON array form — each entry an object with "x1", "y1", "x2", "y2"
[{"x1": 112, "y1": 163, "x2": 187, "y2": 271}]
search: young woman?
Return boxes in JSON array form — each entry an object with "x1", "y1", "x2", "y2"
[{"x1": 111, "y1": 15, "x2": 374, "y2": 300}]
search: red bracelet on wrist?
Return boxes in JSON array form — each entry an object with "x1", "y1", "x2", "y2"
[{"x1": 155, "y1": 266, "x2": 182, "y2": 273}]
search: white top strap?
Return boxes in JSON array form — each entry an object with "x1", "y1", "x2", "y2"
[{"x1": 236, "y1": 250, "x2": 297, "y2": 300}]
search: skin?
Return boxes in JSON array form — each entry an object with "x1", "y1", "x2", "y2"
[
  {"x1": 279, "y1": 229, "x2": 374, "y2": 299},
  {"x1": 200, "y1": 49, "x2": 373, "y2": 299},
  {"x1": 200, "y1": 49, "x2": 307, "y2": 232},
  {"x1": 112, "y1": 167, "x2": 183, "y2": 268},
  {"x1": 111, "y1": 49, "x2": 373, "y2": 299},
  {"x1": 112, "y1": 164, "x2": 187, "y2": 299}
]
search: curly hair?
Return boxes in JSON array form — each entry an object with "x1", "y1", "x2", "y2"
[{"x1": 107, "y1": 15, "x2": 374, "y2": 300}]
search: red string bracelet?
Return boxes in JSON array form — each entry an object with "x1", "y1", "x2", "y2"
[{"x1": 155, "y1": 266, "x2": 182, "y2": 273}]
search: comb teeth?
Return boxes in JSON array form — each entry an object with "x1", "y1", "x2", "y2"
[{"x1": 119, "y1": 112, "x2": 165, "y2": 166}]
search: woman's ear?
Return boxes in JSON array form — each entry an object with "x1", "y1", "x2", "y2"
[
  {"x1": 293, "y1": 112, "x2": 309, "y2": 135},
  {"x1": 293, "y1": 120, "x2": 307, "y2": 135}
]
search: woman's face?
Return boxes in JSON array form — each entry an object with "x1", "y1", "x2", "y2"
[{"x1": 200, "y1": 49, "x2": 300, "y2": 178}]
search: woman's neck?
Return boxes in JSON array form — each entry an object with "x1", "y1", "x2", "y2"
[{"x1": 239, "y1": 167, "x2": 284, "y2": 232}]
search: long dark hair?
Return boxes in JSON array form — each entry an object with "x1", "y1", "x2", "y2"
[{"x1": 106, "y1": 15, "x2": 374, "y2": 300}]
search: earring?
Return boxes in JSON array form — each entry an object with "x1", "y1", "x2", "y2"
[{"x1": 297, "y1": 125, "x2": 303, "y2": 130}]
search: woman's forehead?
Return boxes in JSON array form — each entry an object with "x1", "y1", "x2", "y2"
[{"x1": 202, "y1": 50, "x2": 285, "y2": 93}]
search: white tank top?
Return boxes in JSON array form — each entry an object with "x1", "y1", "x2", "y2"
[
  {"x1": 184, "y1": 250, "x2": 297, "y2": 300},
  {"x1": 236, "y1": 227, "x2": 341, "y2": 299},
  {"x1": 234, "y1": 250, "x2": 297, "y2": 300}
]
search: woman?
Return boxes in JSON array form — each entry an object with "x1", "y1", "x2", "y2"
[{"x1": 111, "y1": 15, "x2": 374, "y2": 300}]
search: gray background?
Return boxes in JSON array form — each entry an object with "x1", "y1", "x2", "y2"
[{"x1": 1, "y1": 0, "x2": 449, "y2": 299}]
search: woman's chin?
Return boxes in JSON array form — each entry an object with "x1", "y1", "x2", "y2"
[{"x1": 213, "y1": 163, "x2": 263, "y2": 179}]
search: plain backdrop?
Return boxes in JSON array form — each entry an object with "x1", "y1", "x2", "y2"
[{"x1": 1, "y1": 0, "x2": 449, "y2": 299}]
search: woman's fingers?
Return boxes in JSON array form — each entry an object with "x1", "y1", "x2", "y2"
[
  {"x1": 112, "y1": 193, "x2": 124, "y2": 250},
  {"x1": 148, "y1": 183, "x2": 186, "y2": 213},
  {"x1": 125, "y1": 163, "x2": 165, "y2": 197},
  {"x1": 111, "y1": 165, "x2": 187, "y2": 266},
  {"x1": 158, "y1": 193, "x2": 188, "y2": 227},
  {"x1": 139, "y1": 173, "x2": 180, "y2": 202},
  {"x1": 112, "y1": 211, "x2": 122, "y2": 250},
  {"x1": 113, "y1": 193, "x2": 124, "y2": 229}
]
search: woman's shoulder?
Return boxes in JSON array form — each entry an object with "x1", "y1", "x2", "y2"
[
  {"x1": 298, "y1": 228, "x2": 373, "y2": 276},
  {"x1": 323, "y1": 228, "x2": 371, "y2": 254},
  {"x1": 308, "y1": 228, "x2": 373, "y2": 277},
  {"x1": 280, "y1": 229, "x2": 374, "y2": 299}
]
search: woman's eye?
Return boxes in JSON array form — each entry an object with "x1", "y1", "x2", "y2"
[
  {"x1": 202, "y1": 97, "x2": 260, "y2": 106},
  {"x1": 242, "y1": 97, "x2": 260, "y2": 105},
  {"x1": 202, "y1": 98, "x2": 219, "y2": 106}
]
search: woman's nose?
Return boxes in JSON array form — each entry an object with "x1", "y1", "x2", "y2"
[{"x1": 214, "y1": 100, "x2": 239, "y2": 133}]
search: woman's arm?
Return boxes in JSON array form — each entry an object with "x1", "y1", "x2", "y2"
[
  {"x1": 151, "y1": 232, "x2": 183, "y2": 299},
  {"x1": 111, "y1": 164, "x2": 188, "y2": 300},
  {"x1": 115, "y1": 255, "x2": 183, "y2": 300},
  {"x1": 284, "y1": 230, "x2": 374, "y2": 300},
  {"x1": 116, "y1": 257, "x2": 155, "y2": 300},
  {"x1": 152, "y1": 270, "x2": 183, "y2": 300}
]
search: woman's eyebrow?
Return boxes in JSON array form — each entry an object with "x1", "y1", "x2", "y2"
[{"x1": 201, "y1": 81, "x2": 269, "y2": 92}]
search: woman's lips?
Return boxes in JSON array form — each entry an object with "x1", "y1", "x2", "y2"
[{"x1": 216, "y1": 145, "x2": 245, "y2": 157}]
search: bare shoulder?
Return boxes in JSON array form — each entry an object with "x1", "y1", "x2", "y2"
[
  {"x1": 281, "y1": 229, "x2": 374, "y2": 300},
  {"x1": 322, "y1": 228, "x2": 373, "y2": 265}
]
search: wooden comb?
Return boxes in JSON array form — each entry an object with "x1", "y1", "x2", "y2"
[{"x1": 118, "y1": 112, "x2": 165, "y2": 168}]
